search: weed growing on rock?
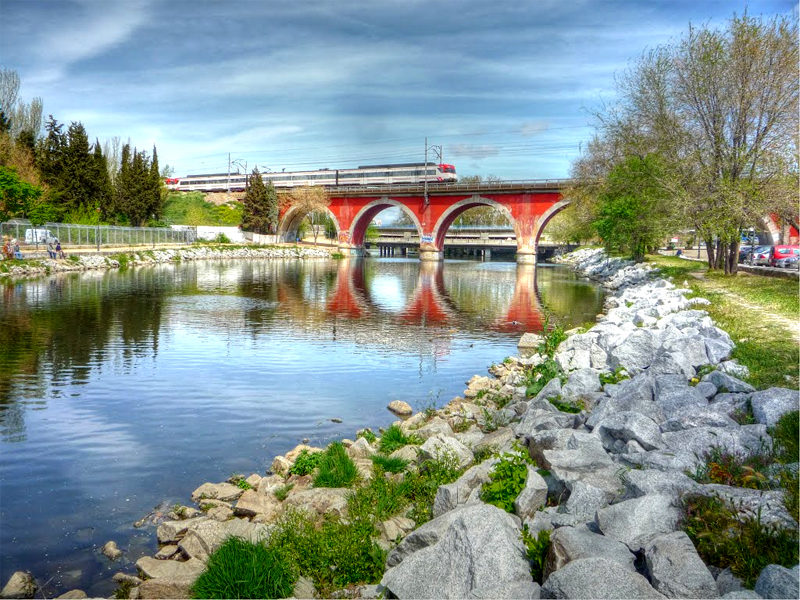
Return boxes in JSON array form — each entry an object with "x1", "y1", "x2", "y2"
[
  {"x1": 190, "y1": 536, "x2": 295, "y2": 599},
  {"x1": 274, "y1": 483, "x2": 294, "y2": 502},
  {"x1": 347, "y1": 468, "x2": 410, "y2": 522},
  {"x1": 547, "y1": 396, "x2": 583, "y2": 414},
  {"x1": 682, "y1": 494, "x2": 799, "y2": 588},
  {"x1": 473, "y1": 445, "x2": 497, "y2": 464},
  {"x1": 356, "y1": 428, "x2": 377, "y2": 444},
  {"x1": 524, "y1": 358, "x2": 563, "y2": 398},
  {"x1": 598, "y1": 367, "x2": 629, "y2": 386},
  {"x1": 521, "y1": 525, "x2": 551, "y2": 584},
  {"x1": 731, "y1": 399, "x2": 756, "y2": 425},
  {"x1": 378, "y1": 424, "x2": 420, "y2": 454},
  {"x1": 313, "y1": 442, "x2": 359, "y2": 488},
  {"x1": 690, "y1": 446, "x2": 771, "y2": 490},
  {"x1": 481, "y1": 445, "x2": 533, "y2": 513},
  {"x1": 369, "y1": 454, "x2": 410, "y2": 474},
  {"x1": 404, "y1": 450, "x2": 464, "y2": 525},
  {"x1": 289, "y1": 450, "x2": 322, "y2": 476}
]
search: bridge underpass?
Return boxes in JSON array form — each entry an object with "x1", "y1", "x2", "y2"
[{"x1": 369, "y1": 225, "x2": 567, "y2": 260}]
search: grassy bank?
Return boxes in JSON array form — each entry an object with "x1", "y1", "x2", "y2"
[{"x1": 648, "y1": 254, "x2": 799, "y2": 390}]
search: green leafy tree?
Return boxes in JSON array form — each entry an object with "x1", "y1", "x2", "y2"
[
  {"x1": 593, "y1": 155, "x2": 675, "y2": 262},
  {"x1": 0, "y1": 166, "x2": 42, "y2": 220}
]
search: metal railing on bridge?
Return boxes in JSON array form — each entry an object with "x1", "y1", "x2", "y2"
[
  {"x1": 325, "y1": 178, "x2": 571, "y2": 196},
  {"x1": 1, "y1": 220, "x2": 196, "y2": 250}
]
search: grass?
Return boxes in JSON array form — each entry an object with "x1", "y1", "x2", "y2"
[
  {"x1": 548, "y1": 396, "x2": 583, "y2": 414},
  {"x1": 190, "y1": 536, "x2": 295, "y2": 599},
  {"x1": 647, "y1": 254, "x2": 799, "y2": 389},
  {"x1": 682, "y1": 494, "x2": 798, "y2": 588},
  {"x1": 378, "y1": 424, "x2": 420, "y2": 455},
  {"x1": 690, "y1": 446, "x2": 772, "y2": 490},
  {"x1": 274, "y1": 483, "x2": 294, "y2": 502},
  {"x1": 369, "y1": 453, "x2": 410, "y2": 474},
  {"x1": 313, "y1": 442, "x2": 359, "y2": 488},
  {"x1": 356, "y1": 428, "x2": 377, "y2": 444}
]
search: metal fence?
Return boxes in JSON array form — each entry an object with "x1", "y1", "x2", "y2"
[{"x1": 1, "y1": 220, "x2": 196, "y2": 250}]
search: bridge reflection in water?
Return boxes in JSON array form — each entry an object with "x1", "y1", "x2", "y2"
[{"x1": 324, "y1": 258, "x2": 558, "y2": 339}]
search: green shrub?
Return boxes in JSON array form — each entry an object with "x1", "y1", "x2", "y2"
[
  {"x1": 213, "y1": 232, "x2": 231, "y2": 244},
  {"x1": 690, "y1": 446, "x2": 771, "y2": 490},
  {"x1": 237, "y1": 479, "x2": 252, "y2": 490},
  {"x1": 378, "y1": 424, "x2": 420, "y2": 454},
  {"x1": 190, "y1": 536, "x2": 295, "y2": 599},
  {"x1": 266, "y1": 509, "x2": 386, "y2": 598},
  {"x1": 481, "y1": 446, "x2": 532, "y2": 513},
  {"x1": 524, "y1": 358, "x2": 563, "y2": 398},
  {"x1": 548, "y1": 397, "x2": 583, "y2": 414},
  {"x1": 404, "y1": 450, "x2": 464, "y2": 525},
  {"x1": 289, "y1": 449, "x2": 322, "y2": 476},
  {"x1": 313, "y1": 442, "x2": 359, "y2": 488},
  {"x1": 369, "y1": 454, "x2": 410, "y2": 474},
  {"x1": 521, "y1": 525, "x2": 551, "y2": 584},
  {"x1": 683, "y1": 494, "x2": 799, "y2": 588}
]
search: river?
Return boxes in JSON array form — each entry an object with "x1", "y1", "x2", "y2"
[{"x1": 0, "y1": 257, "x2": 603, "y2": 597}]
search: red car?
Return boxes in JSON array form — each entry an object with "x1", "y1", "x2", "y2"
[{"x1": 770, "y1": 245, "x2": 800, "y2": 267}]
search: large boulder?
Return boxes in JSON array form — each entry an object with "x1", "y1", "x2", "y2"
[
  {"x1": 620, "y1": 469, "x2": 698, "y2": 501},
  {"x1": 284, "y1": 487, "x2": 350, "y2": 519},
  {"x1": 433, "y1": 459, "x2": 498, "y2": 518},
  {"x1": 190, "y1": 482, "x2": 243, "y2": 503},
  {"x1": 418, "y1": 434, "x2": 474, "y2": 470},
  {"x1": 754, "y1": 564, "x2": 799, "y2": 599},
  {"x1": 594, "y1": 494, "x2": 681, "y2": 552},
  {"x1": 234, "y1": 489, "x2": 282, "y2": 519},
  {"x1": 701, "y1": 371, "x2": 756, "y2": 394},
  {"x1": 541, "y1": 557, "x2": 665, "y2": 599},
  {"x1": 693, "y1": 483, "x2": 796, "y2": 529},
  {"x1": 513, "y1": 467, "x2": 549, "y2": 520},
  {"x1": 156, "y1": 516, "x2": 209, "y2": 544},
  {"x1": 544, "y1": 524, "x2": 636, "y2": 577},
  {"x1": 178, "y1": 518, "x2": 271, "y2": 562},
  {"x1": 1, "y1": 572, "x2": 37, "y2": 599},
  {"x1": 561, "y1": 369, "x2": 602, "y2": 402},
  {"x1": 381, "y1": 504, "x2": 533, "y2": 599},
  {"x1": 594, "y1": 411, "x2": 664, "y2": 452},
  {"x1": 750, "y1": 388, "x2": 799, "y2": 428},
  {"x1": 661, "y1": 425, "x2": 770, "y2": 470},
  {"x1": 559, "y1": 480, "x2": 612, "y2": 519},
  {"x1": 607, "y1": 329, "x2": 661, "y2": 374},
  {"x1": 645, "y1": 531, "x2": 718, "y2": 598},
  {"x1": 135, "y1": 556, "x2": 205, "y2": 583}
]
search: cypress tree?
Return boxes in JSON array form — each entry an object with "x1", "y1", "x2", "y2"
[{"x1": 241, "y1": 167, "x2": 270, "y2": 234}]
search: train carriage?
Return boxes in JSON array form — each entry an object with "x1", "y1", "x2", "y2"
[{"x1": 166, "y1": 162, "x2": 457, "y2": 192}]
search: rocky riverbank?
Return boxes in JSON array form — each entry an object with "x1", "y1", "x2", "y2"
[
  {"x1": 0, "y1": 245, "x2": 332, "y2": 278},
  {"x1": 2, "y1": 248, "x2": 798, "y2": 600}
]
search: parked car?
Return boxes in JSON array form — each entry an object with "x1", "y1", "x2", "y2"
[
  {"x1": 770, "y1": 245, "x2": 800, "y2": 267},
  {"x1": 739, "y1": 244, "x2": 771, "y2": 263},
  {"x1": 774, "y1": 254, "x2": 800, "y2": 269},
  {"x1": 750, "y1": 246, "x2": 774, "y2": 266}
]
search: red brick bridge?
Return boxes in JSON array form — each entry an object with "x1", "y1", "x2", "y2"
[{"x1": 277, "y1": 180, "x2": 570, "y2": 263}]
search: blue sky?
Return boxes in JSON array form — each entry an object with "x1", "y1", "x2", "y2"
[{"x1": 1, "y1": 0, "x2": 795, "y2": 180}]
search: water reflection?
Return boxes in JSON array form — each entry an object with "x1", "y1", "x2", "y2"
[{"x1": 0, "y1": 258, "x2": 603, "y2": 598}]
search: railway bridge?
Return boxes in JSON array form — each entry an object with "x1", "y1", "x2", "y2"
[{"x1": 277, "y1": 180, "x2": 571, "y2": 262}]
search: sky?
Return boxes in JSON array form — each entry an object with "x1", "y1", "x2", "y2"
[{"x1": 1, "y1": 0, "x2": 795, "y2": 180}]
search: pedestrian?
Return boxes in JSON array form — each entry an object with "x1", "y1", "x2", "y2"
[
  {"x1": 12, "y1": 238, "x2": 22, "y2": 259},
  {"x1": 1, "y1": 236, "x2": 11, "y2": 260},
  {"x1": 47, "y1": 238, "x2": 56, "y2": 259},
  {"x1": 55, "y1": 239, "x2": 65, "y2": 259},
  {"x1": 676, "y1": 248, "x2": 682, "y2": 257}
]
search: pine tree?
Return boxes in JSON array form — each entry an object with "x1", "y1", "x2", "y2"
[
  {"x1": 148, "y1": 145, "x2": 163, "y2": 222},
  {"x1": 241, "y1": 167, "x2": 271, "y2": 234},
  {"x1": 92, "y1": 140, "x2": 113, "y2": 218}
]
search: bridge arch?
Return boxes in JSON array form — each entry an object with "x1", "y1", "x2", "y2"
[
  {"x1": 278, "y1": 205, "x2": 341, "y2": 243},
  {"x1": 349, "y1": 197, "x2": 423, "y2": 247},
  {"x1": 534, "y1": 199, "x2": 572, "y2": 246},
  {"x1": 431, "y1": 196, "x2": 517, "y2": 250}
]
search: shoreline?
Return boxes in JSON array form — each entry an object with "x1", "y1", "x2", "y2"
[
  {"x1": 2, "y1": 248, "x2": 797, "y2": 600},
  {"x1": 0, "y1": 244, "x2": 334, "y2": 279}
]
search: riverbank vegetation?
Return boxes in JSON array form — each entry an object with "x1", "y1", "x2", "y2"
[{"x1": 562, "y1": 12, "x2": 798, "y2": 273}]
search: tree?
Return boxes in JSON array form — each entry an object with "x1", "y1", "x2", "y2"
[
  {"x1": 0, "y1": 69, "x2": 20, "y2": 118},
  {"x1": 569, "y1": 11, "x2": 798, "y2": 273},
  {"x1": 0, "y1": 166, "x2": 42, "y2": 220},
  {"x1": 284, "y1": 186, "x2": 330, "y2": 245},
  {"x1": 593, "y1": 155, "x2": 676, "y2": 262},
  {"x1": 113, "y1": 144, "x2": 162, "y2": 225},
  {"x1": 240, "y1": 167, "x2": 275, "y2": 234}
]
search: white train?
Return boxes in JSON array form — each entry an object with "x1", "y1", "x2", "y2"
[{"x1": 165, "y1": 162, "x2": 458, "y2": 192}]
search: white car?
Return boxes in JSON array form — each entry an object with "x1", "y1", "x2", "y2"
[{"x1": 24, "y1": 228, "x2": 54, "y2": 244}]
